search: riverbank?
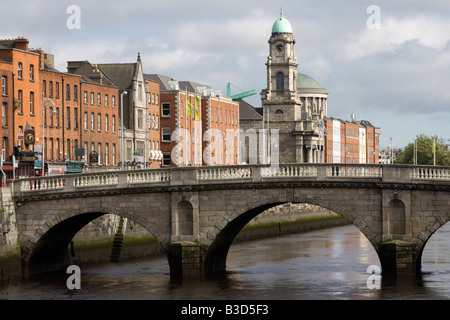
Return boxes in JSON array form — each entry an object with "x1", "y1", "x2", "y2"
[{"x1": 234, "y1": 212, "x2": 350, "y2": 243}]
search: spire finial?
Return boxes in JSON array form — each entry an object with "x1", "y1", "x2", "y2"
[{"x1": 280, "y1": 7, "x2": 283, "y2": 17}]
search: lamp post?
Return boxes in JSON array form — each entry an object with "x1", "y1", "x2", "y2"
[
  {"x1": 42, "y1": 97, "x2": 55, "y2": 176},
  {"x1": 120, "y1": 91, "x2": 128, "y2": 171}
]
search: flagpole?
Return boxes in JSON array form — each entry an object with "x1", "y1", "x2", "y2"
[{"x1": 433, "y1": 136, "x2": 436, "y2": 166}]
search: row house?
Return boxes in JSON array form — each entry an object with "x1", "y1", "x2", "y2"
[
  {"x1": 0, "y1": 37, "x2": 120, "y2": 178},
  {"x1": 145, "y1": 74, "x2": 239, "y2": 167},
  {"x1": 68, "y1": 54, "x2": 162, "y2": 169},
  {"x1": 324, "y1": 116, "x2": 381, "y2": 164}
]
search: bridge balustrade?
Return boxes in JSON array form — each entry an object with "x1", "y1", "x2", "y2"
[
  {"x1": 325, "y1": 164, "x2": 383, "y2": 178},
  {"x1": 73, "y1": 173, "x2": 119, "y2": 187},
  {"x1": 15, "y1": 164, "x2": 450, "y2": 195},
  {"x1": 127, "y1": 170, "x2": 172, "y2": 184},
  {"x1": 197, "y1": 166, "x2": 253, "y2": 180},
  {"x1": 411, "y1": 166, "x2": 450, "y2": 180}
]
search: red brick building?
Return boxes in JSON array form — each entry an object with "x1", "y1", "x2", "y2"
[
  {"x1": 146, "y1": 74, "x2": 239, "y2": 167},
  {"x1": 0, "y1": 60, "x2": 14, "y2": 166},
  {"x1": 324, "y1": 116, "x2": 381, "y2": 164},
  {"x1": 202, "y1": 94, "x2": 239, "y2": 165},
  {"x1": 147, "y1": 79, "x2": 162, "y2": 168},
  {"x1": 0, "y1": 37, "x2": 120, "y2": 176}
]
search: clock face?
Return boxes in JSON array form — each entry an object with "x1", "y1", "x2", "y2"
[
  {"x1": 276, "y1": 43, "x2": 284, "y2": 52},
  {"x1": 25, "y1": 132, "x2": 35, "y2": 144}
]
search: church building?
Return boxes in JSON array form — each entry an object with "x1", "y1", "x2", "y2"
[{"x1": 261, "y1": 9, "x2": 328, "y2": 164}]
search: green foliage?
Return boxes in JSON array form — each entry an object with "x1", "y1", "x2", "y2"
[{"x1": 394, "y1": 134, "x2": 450, "y2": 166}]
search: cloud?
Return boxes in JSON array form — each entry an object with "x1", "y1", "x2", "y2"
[{"x1": 344, "y1": 15, "x2": 450, "y2": 60}]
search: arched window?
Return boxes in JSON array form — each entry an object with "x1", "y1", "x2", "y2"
[
  {"x1": 276, "y1": 72, "x2": 284, "y2": 90},
  {"x1": 275, "y1": 109, "x2": 284, "y2": 115}
]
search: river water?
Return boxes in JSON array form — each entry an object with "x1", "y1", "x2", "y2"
[{"x1": 1, "y1": 224, "x2": 450, "y2": 300}]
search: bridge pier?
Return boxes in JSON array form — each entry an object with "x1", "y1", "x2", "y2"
[
  {"x1": 167, "y1": 241, "x2": 207, "y2": 279},
  {"x1": 379, "y1": 241, "x2": 416, "y2": 275}
]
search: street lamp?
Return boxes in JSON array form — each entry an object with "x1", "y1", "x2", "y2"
[
  {"x1": 120, "y1": 91, "x2": 128, "y2": 171},
  {"x1": 42, "y1": 97, "x2": 56, "y2": 176}
]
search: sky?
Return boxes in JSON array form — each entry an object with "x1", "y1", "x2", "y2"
[{"x1": 2, "y1": 0, "x2": 450, "y2": 149}]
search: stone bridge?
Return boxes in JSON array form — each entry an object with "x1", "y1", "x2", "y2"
[{"x1": 10, "y1": 163, "x2": 450, "y2": 278}]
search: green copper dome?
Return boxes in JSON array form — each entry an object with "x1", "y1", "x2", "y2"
[
  {"x1": 272, "y1": 9, "x2": 293, "y2": 34},
  {"x1": 297, "y1": 73, "x2": 323, "y2": 89}
]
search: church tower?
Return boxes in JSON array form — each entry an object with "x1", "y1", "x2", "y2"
[{"x1": 261, "y1": 10, "x2": 327, "y2": 164}]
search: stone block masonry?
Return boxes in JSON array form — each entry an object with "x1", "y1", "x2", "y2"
[{"x1": 0, "y1": 186, "x2": 22, "y2": 281}]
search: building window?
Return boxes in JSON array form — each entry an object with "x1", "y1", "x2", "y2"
[
  {"x1": 112, "y1": 115, "x2": 116, "y2": 133},
  {"x1": 67, "y1": 139, "x2": 71, "y2": 160},
  {"x1": 162, "y1": 152, "x2": 171, "y2": 166},
  {"x1": 97, "y1": 93, "x2": 101, "y2": 106},
  {"x1": 83, "y1": 91, "x2": 87, "y2": 104},
  {"x1": 105, "y1": 114, "x2": 109, "y2": 132},
  {"x1": 91, "y1": 112, "x2": 95, "y2": 131},
  {"x1": 275, "y1": 109, "x2": 284, "y2": 115},
  {"x1": 90, "y1": 92, "x2": 94, "y2": 105},
  {"x1": 105, "y1": 143, "x2": 109, "y2": 165},
  {"x1": 2, "y1": 103, "x2": 7, "y2": 126},
  {"x1": 112, "y1": 95, "x2": 116, "y2": 108},
  {"x1": 66, "y1": 84, "x2": 70, "y2": 100},
  {"x1": 162, "y1": 127, "x2": 171, "y2": 142},
  {"x1": 98, "y1": 143, "x2": 102, "y2": 165},
  {"x1": 17, "y1": 90, "x2": 23, "y2": 113},
  {"x1": 66, "y1": 107, "x2": 71, "y2": 129},
  {"x1": 74, "y1": 108, "x2": 78, "y2": 129},
  {"x1": 56, "y1": 82, "x2": 60, "y2": 98},
  {"x1": 137, "y1": 109, "x2": 143, "y2": 129},
  {"x1": 29, "y1": 91, "x2": 34, "y2": 115},
  {"x1": 18, "y1": 62, "x2": 23, "y2": 79},
  {"x1": 1, "y1": 76, "x2": 6, "y2": 96},
  {"x1": 49, "y1": 81, "x2": 53, "y2": 97},
  {"x1": 162, "y1": 102, "x2": 170, "y2": 117},
  {"x1": 105, "y1": 94, "x2": 108, "y2": 107},
  {"x1": 55, "y1": 108, "x2": 59, "y2": 127},
  {"x1": 112, "y1": 143, "x2": 116, "y2": 165},
  {"x1": 276, "y1": 72, "x2": 284, "y2": 90},
  {"x1": 84, "y1": 112, "x2": 88, "y2": 130},
  {"x1": 42, "y1": 80, "x2": 46, "y2": 97},
  {"x1": 29, "y1": 64, "x2": 34, "y2": 81},
  {"x1": 56, "y1": 138, "x2": 60, "y2": 160},
  {"x1": 126, "y1": 140, "x2": 132, "y2": 161},
  {"x1": 97, "y1": 113, "x2": 101, "y2": 131},
  {"x1": 49, "y1": 107, "x2": 54, "y2": 127},
  {"x1": 74, "y1": 85, "x2": 78, "y2": 101}
]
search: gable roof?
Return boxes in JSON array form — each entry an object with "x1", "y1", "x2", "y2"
[
  {"x1": 238, "y1": 100, "x2": 263, "y2": 120},
  {"x1": 97, "y1": 63, "x2": 137, "y2": 91}
]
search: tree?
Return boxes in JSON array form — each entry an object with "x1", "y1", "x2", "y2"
[{"x1": 394, "y1": 134, "x2": 450, "y2": 166}]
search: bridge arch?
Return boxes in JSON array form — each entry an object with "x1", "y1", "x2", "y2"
[
  {"x1": 23, "y1": 206, "x2": 167, "y2": 276},
  {"x1": 204, "y1": 195, "x2": 379, "y2": 274},
  {"x1": 414, "y1": 214, "x2": 450, "y2": 272}
]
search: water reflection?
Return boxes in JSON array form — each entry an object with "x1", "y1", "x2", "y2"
[{"x1": 2, "y1": 223, "x2": 450, "y2": 299}]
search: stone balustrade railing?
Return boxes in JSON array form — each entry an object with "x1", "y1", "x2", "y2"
[
  {"x1": 325, "y1": 164, "x2": 383, "y2": 178},
  {"x1": 197, "y1": 166, "x2": 253, "y2": 180},
  {"x1": 73, "y1": 173, "x2": 119, "y2": 187},
  {"x1": 13, "y1": 164, "x2": 450, "y2": 195},
  {"x1": 127, "y1": 170, "x2": 172, "y2": 184},
  {"x1": 411, "y1": 166, "x2": 450, "y2": 180}
]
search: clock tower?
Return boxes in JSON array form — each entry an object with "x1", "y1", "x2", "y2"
[{"x1": 261, "y1": 10, "x2": 327, "y2": 164}]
